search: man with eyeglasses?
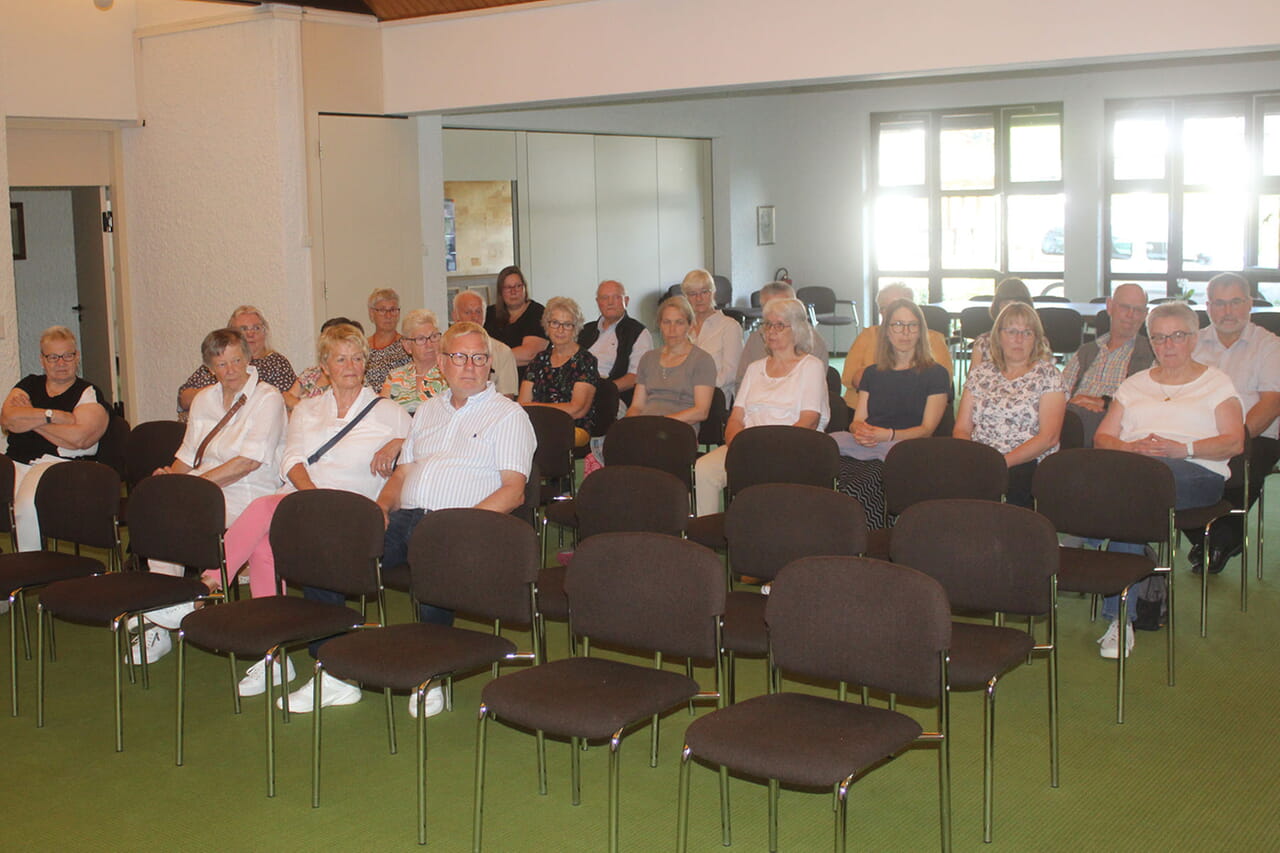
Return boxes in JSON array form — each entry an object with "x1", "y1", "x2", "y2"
[
  {"x1": 1060, "y1": 283, "x2": 1153, "y2": 446},
  {"x1": 1189, "y1": 272, "x2": 1280, "y2": 574},
  {"x1": 453, "y1": 290, "x2": 518, "y2": 397},
  {"x1": 579, "y1": 279, "x2": 652, "y2": 409}
]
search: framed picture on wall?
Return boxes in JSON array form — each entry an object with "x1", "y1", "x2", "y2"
[
  {"x1": 10, "y1": 202, "x2": 26, "y2": 260},
  {"x1": 757, "y1": 205, "x2": 775, "y2": 246}
]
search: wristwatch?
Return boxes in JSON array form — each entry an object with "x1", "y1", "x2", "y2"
[{"x1": 44, "y1": 409, "x2": 53, "y2": 424}]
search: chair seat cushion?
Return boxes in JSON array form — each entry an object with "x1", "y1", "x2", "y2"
[
  {"x1": 544, "y1": 498, "x2": 577, "y2": 528},
  {"x1": 722, "y1": 591, "x2": 767, "y2": 656},
  {"x1": 481, "y1": 656, "x2": 699, "y2": 739},
  {"x1": 39, "y1": 572, "x2": 207, "y2": 626},
  {"x1": 946, "y1": 622, "x2": 1036, "y2": 692},
  {"x1": 1056, "y1": 546, "x2": 1155, "y2": 596},
  {"x1": 686, "y1": 514, "x2": 725, "y2": 550},
  {"x1": 0, "y1": 552, "x2": 104, "y2": 590},
  {"x1": 180, "y1": 596, "x2": 364, "y2": 658},
  {"x1": 319, "y1": 623, "x2": 516, "y2": 691},
  {"x1": 381, "y1": 562, "x2": 411, "y2": 594},
  {"x1": 685, "y1": 692, "x2": 922, "y2": 788},
  {"x1": 536, "y1": 566, "x2": 568, "y2": 620},
  {"x1": 1174, "y1": 500, "x2": 1232, "y2": 530}
]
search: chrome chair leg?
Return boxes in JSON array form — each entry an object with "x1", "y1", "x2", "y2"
[
  {"x1": 265, "y1": 648, "x2": 277, "y2": 798},
  {"x1": 113, "y1": 620, "x2": 125, "y2": 752},
  {"x1": 9, "y1": 597, "x2": 19, "y2": 717},
  {"x1": 608, "y1": 732, "x2": 623, "y2": 853},
  {"x1": 983, "y1": 678, "x2": 996, "y2": 843},
  {"x1": 767, "y1": 777, "x2": 780, "y2": 852},
  {"x1": 1116, "y1": 591, "x2": 1128, "y2": 724},
  {"x1": 229, "y1": 652, "x2": 242, "y2": 714},
  {"x1": 472, "y1": 706, "x2": 490, "y2": 853},
  {"x1": 718, "y1": 764, "x2": 731, "y2": 846},
  {"x1": 35, "y1": 604, "x2": 45, "y2": 728},
  {"x1": 676, "y1": 746, "x2": 693, "y2": 853},
  {"x1": 385, "y1": 687, "x2": 397, "y2": 755},
  {"x1": 569, "y1": 735, "x2": 581, "y2": 805},
  {"x1": 175, "y1": 632, "x2": 186, "y2": 765},
  {"x1": 835, "y1": 777, "x2": 851, "y2": 853},
  {"x1": 312, "y1": 670, "x2": 324, "y2": 808},
  {"x1": 417, "y1": 682, "x2": 429, "y2": 846},
  {"x1": 536, "y1": 729, "x2": 549, "y2": 796}
]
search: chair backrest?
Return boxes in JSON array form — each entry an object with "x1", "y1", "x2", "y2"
[
  {"x1": 767, "y1": 556, "x2": 949, "y2": 700},
  {"x1": 1037, "y1": 307, "x2": 1084, "y2": 355},
  {"x1": 126, "y1": 420, "x2": 188, "y2": 489},
  {"x1": 959, "y1": 305, "x2": 994, "y2": 339},
  {"x1": 127, "y1": 474, "x2": 226, "y2": 570},
  {"x1": 882, "y1": 437, "x2": 1007, "y2": 515},
  {"x1": 920, "y1": 304, "x2": 951, "y2": 336},
  {"x1": 933, "y1": 400, "x2": 956, "y2": 437},
  {"x1": 712, "y1": 274, "x2": 733, "y2": 310},
  {"x1": 269, "y1": 489, "x2": 385, "y2": 596},
  {"x1": 96, "y1": 414, "x2": 131, "y2": 480},
  {"x1": 892, "y1": 499, "x2": 1058, "y2": 616},
  {"x1": 576, "y1": 466, "x2": 689, "y2": 539},
  {"x1": 1032, "y1": 449, "x2": 1174, "y2": 542},
  {"x1": 565, "y1": 532, "x2": 725, "y2": 660},
  {"x1": 795, "y1": 285, "x2": 837, "y2": 315},
  {"x1": 1059, "y1": 407, "x2": 1085, "y2": 450},
  {"x1": 409, "y1": 508, "x2": 540, "y2": 625},
  {"x1": 826, "y1": 392, "x2": 852, "y2": 434},
  {"x1": 590, "y1": 378, "x2": 620, "y2": 438},
  {"x1": 697, "y1": 387, "x2": 728, "y2": 447},
  {"x1": 725, "y1": 426, "x2": 839, "y2": 494},
  {"x1": 1092, "y1": 308, "x2": 1111, "y2": 337},
  {"x1": 750, "y1": 290, "x2": 762, "y2": 308},
  {"x1": 824, "y1": 365, "x2": 843, "y2": 397},
  {"x1": 509, "y1": 460, "x2": 540, "y2": 527},
  {"x1": 523, "y1": 406, "x2": 575, "y2": 481},
  {"x1": 1251, "y1": 313, "x2": 1280, "y2": 336},
  {"x1": 33, "y1": 460, "x2": 121, "y2": 549},
  {"x1": 0, "y1": 453, "x2": 14, "y2": 536},
  {"x1": 603, "y1": 415, "x2": 698, "y2": 490},
  {"x1": 726, "y1": 483, "x2": 867, "y2": 582},
  {"x1": 1033, "y1": 294, "x2": 1070, "y2": 303}
]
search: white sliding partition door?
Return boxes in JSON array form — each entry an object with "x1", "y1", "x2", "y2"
[{"x1": 595, "y1": 135, "x2": 661, "y2": 302}]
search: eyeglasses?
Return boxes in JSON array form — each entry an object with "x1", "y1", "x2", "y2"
[
  {"x1": 761, "y1": 321, "x2": 790, "y2": 333},
  {"x1": 686, "y1": 288, "x2": 713, "y2": 298},
  {"x1": 237, "y1": 324, "x2": 265, "y2": 334},
  {"x1": 41, "y1": 352, "x2": 78, "y2": 364},
  {"x1": 1209, "y1": 297, "x2": 1249, "y2": 310},
  {"x1": 501, "y1": 283, "x2": 526, "y2": 293},
  {"x1": 888, "y1": 321, "x2": 920, "y2": 333},
  {"x1": 1149, "y1": 330, "x2": 1195, "y2": 345},
  {"x1": 406, "y1": 333, "x2": 442, "y2": 345},
  {"x1": 1000, "y1": 327, "x2": 1035, "y2": 339},
  {"x1": 371, "y1": 307, "x2": 401, "y2": 315},
  {"x1": 545, "y1": 320, "x2": 576, "y2": 331},
  {"x1": 442, "y1": 351, "x2": 492, "y2": 367}
]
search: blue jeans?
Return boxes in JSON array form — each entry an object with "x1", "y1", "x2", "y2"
[{"x1": 1102, "y1": 459, "x2": 1225, "y2": 621}]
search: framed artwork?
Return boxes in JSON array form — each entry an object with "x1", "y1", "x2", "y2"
[
  {"x1": 757, "y1": 205, "x2": 775, "y2": 246},
  {"x1": 10, "y1": 202, "x2": 26, "y2": 260}
]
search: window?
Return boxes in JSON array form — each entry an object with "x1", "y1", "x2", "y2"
[
  {"x1": 1105, "y1": 93, "x2": 1280, "y2": 301},
  {"x1": 872, "y1": 104, "x2": 1064, "y2": 304}
]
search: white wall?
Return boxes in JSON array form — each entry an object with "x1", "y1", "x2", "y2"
[{"x1": 10, "y1": 190, "x2": 80, "y2": 377}]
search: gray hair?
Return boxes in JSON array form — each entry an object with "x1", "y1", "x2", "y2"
[
  {"x1": 1147, "y1": 301, "x2": 1199, "y2": 334},
  {"x1": 453, "y1": 289, "x2": 486, "y2": 311},
  {"x1": 763, "y1": 297, "x2": 814, "y2": 356},
  {"x1": 543, "y1": 296, "x2": 586, "y2": 336},
  {"x1": 1206, "y1": 272, "x2": 1249, "y2": 301},
  {"x1": 401, "y1": 308, "x2": 439, "y2": 335},
  {"x1": 760, "y1": 281, "x2": 795, "y2": 302},
  {"x1": 201, "y1": 327, "x2": 251, "y2": 368},
  {"x1": 875, "y1": 282, "x2": 914, "y2": 311},
  {"x1": 680, "y1": 268, "x2": 714, "y2": 297},
  {"x1": 367, "y1": 288, "x2": 400, "y2": 309}
]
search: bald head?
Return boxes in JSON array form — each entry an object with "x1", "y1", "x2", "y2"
[
  {"x1": 596, "y1": 279, "x2": 628, "y2": 325},
  {"x1": 452, "y1": 290, "x2": 486, "y2": 325},
  {"x1": 1106, "y1": 283, "x2": 1149, "y2": 342}
]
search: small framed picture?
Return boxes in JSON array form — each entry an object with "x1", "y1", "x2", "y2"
[
  {"x1": 10, "y1": 202, "x2": 26, "y2": 261},
  {"x1": 757, "y1": 205, "x2": 775, "y2": 246}
]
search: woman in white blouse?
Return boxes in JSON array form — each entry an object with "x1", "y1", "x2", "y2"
[
  {"x1": 682, "y1": 268, "x2": 744, "y2": 401},
  {"x1": 693, "y1": 297, "x2": 829, "y2": 516}
]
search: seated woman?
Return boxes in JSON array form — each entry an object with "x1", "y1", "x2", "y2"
[
  {"x1": 954, "y1": 300, "x2": 1066, "y2": 508},
  {"x1": 519, "y1": 296, "x2": 598, "y2": 447},
  {"x1": 363, "y1": 288, "x2": 413, "y2": 392},
  {"x1": 833, "y1": 298, "x2": 950, "y2": 527},
  {"x1": 682, "y1": 268, "x2": 743, "y2": 401},
  {"x1": 134, "y1": 327, "x2": 288, "y2": 663},
  {"x1": 0, "y1": 325, "x2": 109, "y2": 552},
  {"x1": 284, "y1": 316, "x2": 363, "y2": 407},
  {"x1": 1092, "y1": 301, "x2": 1244, "y2": 659},
  {"x1": 380, "y1": 308, "x2": 447, "y2": 414},
  {"x1": 968, "y1": 277, "x2": 1034, "y2": 371},
  {"x1": 626, "y1": 295, "x2": 715, "y2": 432},
  {"x1": 693, "y1": 297, "x2": 829, "y2": 517},
  {"x1": 177, "y1": 305, "x2": 295, "y2": 419},
  {"x1": 485, "y1": 265, "x2": 548, "y2": 379}
]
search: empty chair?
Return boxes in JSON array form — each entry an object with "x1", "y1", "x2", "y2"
[
  {"x1": 603, "y1": 415, "x2": 699, "y2": 493},
  {"x1": 696, "y1": 387, "x2": 728, "y2": 449},
  {"x1": 1175, "y1": 447, "x2": 1250, "y2": 636},
  {"x1": 677, "y1": 556, "x2": 952, "y2": 853},
  {"x1": 892, "y1": 499, "x2": 1060, "y2": 842},
  {"x1": 796, "y1": 285, "x2": 858, "y2": 352},
  {"x1": 473, "y1": 532, "x2": 725, "y2": 853},
  {"x1": 921, "y1": 303, "x2": 952, "y2": 336},
  {"x1": 120, "y1": 419, "x2": 187, "y2": 526},
  {"x1": 95, "y1": 413, "x2": 131, "y2": 482},
  {"x1": 1037, "y1": 306, "x2": 1084, "y2": 358},
  {"x1": 523, "y1": 406, "x2": 577, "y2": 564}
]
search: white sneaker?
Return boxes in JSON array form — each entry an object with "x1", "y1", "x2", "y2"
[
  {"x1": 1097, "y1": 619, "x2": 1134, "y2": 659},
  {"x1": 145, "y1": 601, "x2": 196, "y2": 631},
  {"x1": 237, "y1": 656, "x2": 296, "y2": 697},
  {"x1": 277, "y1": 672, "x2": 362, "y2": 712},
  {"x1": 127, "y1": 627, "x2": 173, "y2": 664},
  {"x1": 407, "y1": 685, "x2": 445, "y2": 719}
]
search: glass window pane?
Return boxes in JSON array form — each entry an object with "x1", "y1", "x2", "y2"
[
  {"x1": 878, "y1": 124, "x2": 925, "y2": 187},
  {"x1": 1183, "y1": 191, "x2": 1244, "y2": 271},
  {"x1": 1010, "y1": 122, "x2": 1062, "y2": 182},
  {"x1": 1007, "y1": 194, "x2": 1065, "y2": 272},
  {"x1": 875, "y1": 196, "x2": 928, "y2": 270},
  {"x1": 1113, "y1": 117, "x2": 1167, "y2": 180},
  {"x1": 941, "y1": 195, "x2": 998, "y2": 269},
  {"x1": 940, "y1": 126, "x2": 994, "y2": 190},
  {"x1": 1258, "y1": 281, "x2": 1280, "y2": 306},
  {"x1": 1183, "y1": 115, "x2": 1246, "y2": 188},
  {"x1": 1110, "y1": 192, "x2": 1167, "y2": 274},
  {"x1": 942, "y1": 277, "x2": 995, "y2": 302},
  {"x1": 1260, "y1": 194, "x2": 1280, "y2": 269},
  {"x1": 1265, "y1": 114, "x2": 1280, "y2": 177},
  {"x1": 876, "y1": 277, "x2": 930, "y2": 309}
]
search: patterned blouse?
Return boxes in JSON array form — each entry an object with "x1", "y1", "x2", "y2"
[
  {"x1": 381, "y1": 362, "x2": 447, "y2": 414},
  {"x1": 293, "y1": 365, "x2": 329, "y2": 399},
  {"x1": 962, "y1": 358, "x2": 1065, "y2": 460},
  {"x1": 364, "y1": 339, "x2": 412, "y2": 391},
  {"x1": 525, "y1": 347, "x2": 599, "y2": 433}
]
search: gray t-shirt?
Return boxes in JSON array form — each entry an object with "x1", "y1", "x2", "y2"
[{"x1": 635, "y1": 345, "x2": 717, "y2": 427}]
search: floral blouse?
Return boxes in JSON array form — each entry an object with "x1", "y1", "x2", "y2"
[
  {"x1": 525, "y1": 347, "x2": 599, "y2": 433},
  {"x1": 962, "y1": 358, "x2": 1065, "y2": 460},
  {"x1": 293, "y1": 365, "x2": 329, "y2": 399},
  {"x1": 381, "y1": 362, "x2": 447, "y2": 414}
]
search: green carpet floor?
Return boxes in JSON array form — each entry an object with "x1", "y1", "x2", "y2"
[{"x1": 5, "y1": 510, "x2": 1280, "y2": 852}]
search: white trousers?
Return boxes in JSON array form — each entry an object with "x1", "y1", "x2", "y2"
[
  {"x1": 13, "y1": 458, "x2": 65, "y2": 552},
  {"x1": 693, "y1": 444, "x2": 729, "y2": 517}
]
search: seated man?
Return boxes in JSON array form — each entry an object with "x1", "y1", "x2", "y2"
[
  {"x1": 579, "y1": 279, "x2": 652, "y2": 411},
  {"x1": 1060, "y1": 283, "x2": 1153, "y2": 446},
  {"x1": 286, "y1": 322, "x2": 536, "y2": 717},
  {"x1": 735, "y1": 280, "x2": 829, "y2": 388},
  {"x1": 841, "y1": 282, "x2": 952, "y2": 406}
]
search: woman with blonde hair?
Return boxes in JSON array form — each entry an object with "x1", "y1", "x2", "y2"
[{"x1": 626, "y1": 295, "x2": 716, "y2": 431}]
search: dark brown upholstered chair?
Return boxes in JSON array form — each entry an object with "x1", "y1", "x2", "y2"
[
  {"x1": 687, "y1": 425, "x2": 839, "y2": 551},
  {"x1": 1032, "y1": 449, "x2": 1175, "y2": 723},
  {"x1": 312, "y1": 508, "x2": 541, "y2": 844},
  {"x1": 867, "y1": 437, "x2": 1007, "y2": 558},
  {"x1": 921, "y1": 303, "x2": 951, "y2": 336},
  {"x1": 892, "y1": 499, "x2": 1060, "y2": 842},
  {"x1": 473, "y1": 532, "x2": 725, "y2": 853},
  {"x1": 536, "y1": 466, "x2": 689, "y2": 651},
  {"x1": 677, "y1": 556, "x2": 952, "y2": 853},
  {"x1": 95, "y1": 413, "x2": 131, "y2": 481},
  {"x1": 523, "y1": 406, "x2": 577, "y2": 566},
  {"x1": 175, "y1": 489, "x2": 385, "y2": 797},
  {"x1": 1, "y1": 461, "x2": 121, "y2": 717},
  {"x1": 1060, "y1": 407, "x2": 1086, "y2": 450},
  {"x1": 119, "y1": 419, "x2": 187, "y2": 528},
  {"x1": 0, "y1": 453, "x2": 15, "y2": 553},
  {"x1": 1175, "y1": 447, "x2": 1249, "y2": 636},
  {"x1": 1037, "y1": 307, "x2": 1084, "y2": 358},
  {"x1": 604, "y1": 414, "x2": 698, "y2": 493},
  {"x1": 36, "y1": 474, "x2": 223, "y2": 749},
  {"x1": 697, "y1": 386, "x2": 728, "y2": 449},
  {"x1": 722, "y1": 483, "x2": 867, "y2": 700}
]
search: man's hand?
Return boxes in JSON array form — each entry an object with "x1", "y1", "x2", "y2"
[{"x1": 1068, "y1": 393, "x2": 1106, "y2": 413}]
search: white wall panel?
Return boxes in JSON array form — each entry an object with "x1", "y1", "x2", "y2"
[
  {"x1": 594, "y1": 135, "x2": 660, "y2": 310},
  {"x1": 657, "y1": 137, "x2": 712, "y2": 290},
  {"x1": 525, "y1": 132, "x2": 598, "y2": 311}
]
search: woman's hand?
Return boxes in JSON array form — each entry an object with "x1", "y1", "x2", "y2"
[
  {"x1": 371, "y1": 439, "x2": 404, "y2": 477},
  {"x1": 851, "y1": 420, "x2": 889, "y2": 446},
  {"x1": 1134, "y1": 433, "x2": 1189, "y2": 458}
]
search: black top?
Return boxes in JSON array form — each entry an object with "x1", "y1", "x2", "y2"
[
  {"x1": 858, "y1": 363, "x2": 951, "y2": 430},
  {"x1": 6, "y1": 374, "x2": 108, "y2": 464},
  {"x1": 485, "y1": 300, "x2": 546, "y2": 381}
]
